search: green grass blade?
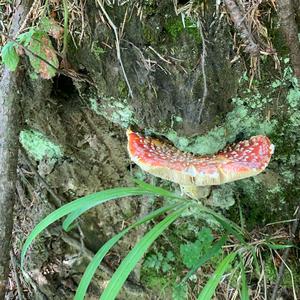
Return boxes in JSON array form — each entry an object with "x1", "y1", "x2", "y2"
[
  {"x1": 63, "y1": 207, "x2": 91, "y2": 231},
  {"x1": 181, "y1": 235, "x2": 228, "y2": 284},
  {"x1": 265, "y1": 242, "x2": 295, "y2": 250},
  {"x1": 133, "y1": 179, "x2": 184, "y2": 199},
  {"x1": 250, "y1": 247, "x2": 261, "y2": 277},
  {"x1": 197, "y1": 252, "x2": 237, "y2": 300},
  {"x1": 75, "y1": 202, "x2": 184, "y2": 300},
  {"x1": 194, "y1": 204, "x2": 245, "y2": 241},
  {"x1": 100, "y1": 205, "x2": 189, "y2": 300},
  {"x1": 204, "y1": 210, "x2": 245, "y2": 243},
  {"x1": 63, "y1": 180, "x2": 183, "y2": 231},
  {"x1": 240, "y1": 260, "x2": 249, "y2": 300},
  {"x1": 21, "y1": 187, "x2": 156, "y2": 268}
]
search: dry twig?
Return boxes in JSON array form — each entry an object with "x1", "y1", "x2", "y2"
[
  {"x1": 19, "y1": 148, "x2": 63, "y2": 208},
  {"x1": 197, "y1": 19, "x2": 208, "y2": 122},
  {"x1": 96, "y1": 0, "x2": 133, "y2": 98},
  {"x1": 10, "y1": 251, "x2": 24, "y2": 300},
  {"x1": 270, "y1": 204, "x2": 300, "y2": 300}
]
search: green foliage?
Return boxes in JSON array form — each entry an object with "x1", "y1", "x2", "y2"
[
  {"x1": 173, "y1": 283, "x2": 188, "y2": 300},
  {"x1": 144, "y1": 250, "x2": 175, "y2": 273},
  {"x1": 264, "y1": 254, "x2": 300, "y2": 289},
  {"x1": 91, "y1": 41, "x2": 106, "y2": 57},
  {"x1": 1, "y1": 41, "x2": 19, "y2": 71},
  {"x1": 180, "y1": 227, "x2": 214, "y2": 268},
  {"x1": 181, "y1": 235, "x2": 228, "y2": 284},
  {"x1": 22, "y1": 177, "x2": 298, "y2": 299},
  {"x1": 74, "y1": 203, "x2": 183, "y2": 300},
  {"x1": 239, "y1": 258, "x2": 250, "y2": 300},
  {"x1": 17, "y1": 28, "x2": 35, "y2": 46},
  {"x1": 100, "y1": 207, "x2": 187, "y2": 300},
  {"x1": 141, "y1": 269, "x2": 172, "y2": 298},
  {"x1": 1, "y1": 24, "x2": 59, "y2": 78},
  {"x1": 21, "y1": 186, "x2": 159, "y2": 267}
]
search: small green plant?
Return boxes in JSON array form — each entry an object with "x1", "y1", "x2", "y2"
[
  {"x1": 180, "y1": 227, "x2": 214, "y2": 268},
  {"x1": 1, "y1": 28, "x2": 59, "y2": 78},
  {"x1": 1, "y1": 40, "x2": 20, "y2": 71},
  {"x1": 91, "y1": 41, "x2": 106, "y2": 57},
  {"x1": 144, "y1": 250, "x2": 175, "y2": 273},
  {"x1": 0, "y1": 10, "x2": 66, "y2": 79}
]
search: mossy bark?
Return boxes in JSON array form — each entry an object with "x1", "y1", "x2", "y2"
[{"x1": 69, "y1": 1, "x2": 240, "y2": 136}]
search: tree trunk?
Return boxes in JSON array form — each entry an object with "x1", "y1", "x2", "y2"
[
  {"x1": 278, "y1": 0, "x2": 300, "y2": 79},
  {"x1": 0, "y1": 0, "x2": 32, "y2": 297}
]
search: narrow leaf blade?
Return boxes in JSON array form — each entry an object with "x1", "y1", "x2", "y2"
[
  {"x1": 74, "y1": 202, "x2": 183, "y2": 300},
  {"x1": 240, "y1": 260, "x2": 249, "y2": 300},
  {"x1": 197, "y1": 252, "x2": 237, "y2": 300},
  {"x1": 265, "y1": 242, "x2": 295, "y2": 250},
  {"x1": 63, "y1": 180, "x2": 184, "y2": 231},
  {"x1": 100, "y1": 206, "x2": 188, "y2": 300},
  {"x1": 133, "y1": 179, "x2": 184, "y2": 199},
  {"x1": 21, "y1": 187, "x2": 155, "y2": 268}
]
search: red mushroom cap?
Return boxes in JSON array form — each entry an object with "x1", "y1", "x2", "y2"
[{"x1": 127, "y1": 129, "x2": 274, "y2": 186}]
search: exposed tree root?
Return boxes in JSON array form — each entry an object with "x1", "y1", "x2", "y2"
[{"x1": 224, "y1": 0, "x2": 260, "y2": 55}]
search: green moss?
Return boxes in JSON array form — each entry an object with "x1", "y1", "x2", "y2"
[
  {"x1": 166, "y1": 103, "x2": 276, "y2": 155},
  {"x1": 19, "y1": 129, "x2": 63, "y2": 161},
  {"x1": 141, "y1": 0, "x2": 157, "y2": 15},
  {"x1": 140, "y1": 269, "x2": 173, "y2": 298},
  {"x1": 165, "y1": 16, "x2": 201, "y2": 43},
  {"x1": 90, "y1": 97, "x2": 135, "y2": 128},
  {"x1": 91, "y1": 41, "x2": 105, "y2": 58},
  {"x1": 265, "y1": 256, "x2": 300, "y2": 288},
  {"x1": 143, "y1": 24, "x2": 160, "y2": 44},
  {"x1": 117, "y1": 80, "x2": 128, "y2": 98}
]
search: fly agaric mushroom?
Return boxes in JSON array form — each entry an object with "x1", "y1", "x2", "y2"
[{"x1": 127, "y1": 129, "x2": 274, "y2": 198}]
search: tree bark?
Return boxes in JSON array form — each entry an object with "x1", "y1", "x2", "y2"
[
  {"x1": 0, "y1": 1, "x2": 32, "y2": 298},
  {"x1": 292, "y1": 0, "x2": 300, "y2": 25},
  {"x1": 277, "y1": 0, "x2": 300, "y2": 79}
]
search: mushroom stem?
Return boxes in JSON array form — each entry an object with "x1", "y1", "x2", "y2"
[{"x1": 180, "y1": 185, "x2": 211, "y2": 200}]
